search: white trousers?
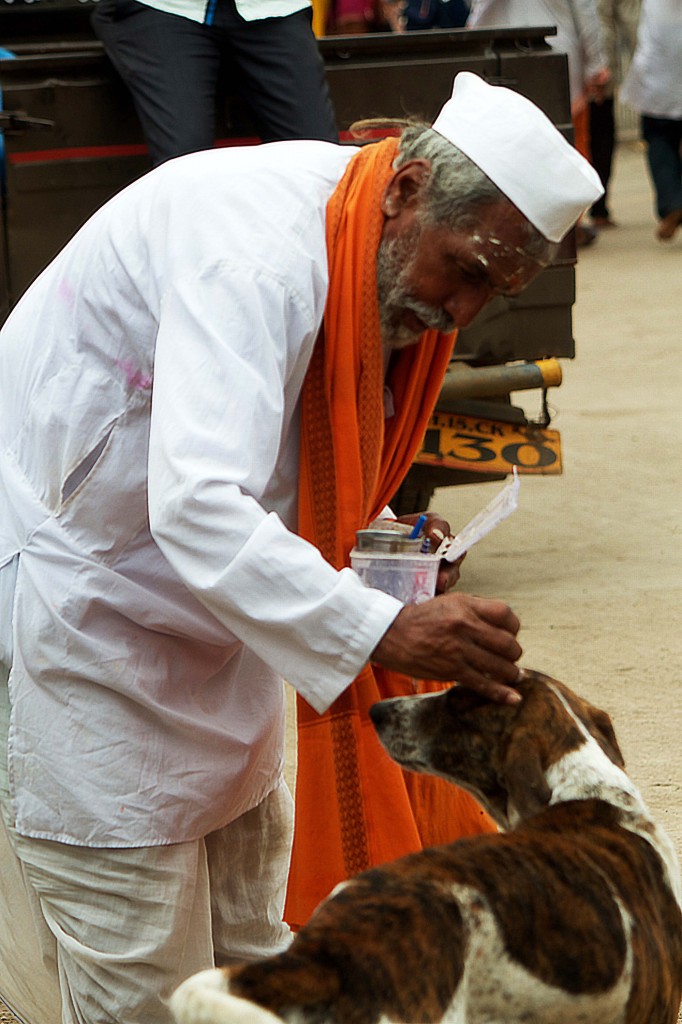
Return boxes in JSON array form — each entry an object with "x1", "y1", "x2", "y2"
[{"x1": 0, "y1": 666, "x2": 293, "y2": 1024}]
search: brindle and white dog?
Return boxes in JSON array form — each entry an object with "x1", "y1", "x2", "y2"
[{"x1": 170, "y1": 669, "x2": 682, "y2": 1024}]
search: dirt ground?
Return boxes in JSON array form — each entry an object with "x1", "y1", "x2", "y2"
[
  {"x1": 434, "y1": 137, "x2": 682, "y2": 1024},
  {"x1": 430, "y1": 139, "x2": 682, "y2": 857},
  {"x1": 286, "y1": 138, "x2": 682, "y2": 878}
]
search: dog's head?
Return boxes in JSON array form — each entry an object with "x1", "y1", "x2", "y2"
[{"x1": 370, "y1": 669, "x2": 625, "y2": 829}]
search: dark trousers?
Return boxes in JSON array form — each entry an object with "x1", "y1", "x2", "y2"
[
  {"x1": 588, "y1": 97, "x2": 615, "y2": 220},
  {"x1": 92, "y1": 0, "x2": 338, "y2": 166},
  {"x1": 641, "y1": 114, "x2": 682, "y2": 221}
]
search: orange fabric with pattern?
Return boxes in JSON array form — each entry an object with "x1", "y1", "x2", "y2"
[{"x1": 285, "y1": 138, "x2": 496, "y2": 929}]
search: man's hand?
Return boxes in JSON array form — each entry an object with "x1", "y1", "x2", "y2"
[
  {"x1": 393, "y1": 511, "x2": 462, "y2": 593},
  {"x1": 371, "y1": 592, "x2": 522, "y2": 705},
  {"x1": 394, "y1": 511, "x2": 449, "y2": 550},
  {"x1": 586, "y1": 67, "x2": 611, "y2": 104},
  {"x1": 436, "y1": 553, "x2": 465, "y2": 594}
]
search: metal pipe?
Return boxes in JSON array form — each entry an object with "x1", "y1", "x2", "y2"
[{"x1": 438, "y1": 358, "x2": 562, "y2": 403}]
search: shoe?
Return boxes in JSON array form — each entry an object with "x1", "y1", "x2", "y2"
[
  {"x1": 592, "y1": 215, "x2": 617, "y2": 229},
  {"x1": 657, "y1": 209, "x2": 682, "y2": 241},
  {"x1": 575, "y1": 224, "x2": 597, "y2": 248}
]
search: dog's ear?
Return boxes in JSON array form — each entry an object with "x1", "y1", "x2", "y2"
[
  {"x1": 498, "y1": 726, "x2": 552, "y2": 821},
  {"x1": 584, "y1": 705, "x2": 625, "y2": 768},
  {"x1": 495, "y1": 676, "x2": 567, "y2": 820},
  {"x1": 551, "y1": 681, "x2": 626, "y2": 769}
]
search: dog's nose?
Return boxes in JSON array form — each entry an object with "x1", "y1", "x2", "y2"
[{"x1": 369, "y1": 702, "x2": 387, "y2": 726}]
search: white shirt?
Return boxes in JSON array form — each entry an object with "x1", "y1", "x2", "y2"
[
  {"x1": 467, "y1": 0, "x2": 606, "y2": 107},
  {"x1": 137, "y1": 0, "x2": 310, "y2": 25},
  {"x1": 0, "y1": 140, "x2": 403, "y2": 847},
  {"x1": 620, "y1": 0, "x2": 682, "y2": 120}
]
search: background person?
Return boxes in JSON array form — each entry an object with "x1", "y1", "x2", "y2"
[
  {"x1": 466, "y1": 0, "x2": 610, "y2": 246},
  {"x1": 0, "y1": 73, "x2": 601, "y2": 1024},
  {"x1": 588, "y1": 0, "x2": 640, "y2": 229},
  {"x1": 91, "y1": 0, "x2": 338, "y2": 167},
  {"x1": 620, "y1": 0, "x2": 682, "y2": 242}
]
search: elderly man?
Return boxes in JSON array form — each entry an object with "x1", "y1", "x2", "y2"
[{"x1": 0, "y1": 73, "x2": 601, "y2": 1024}]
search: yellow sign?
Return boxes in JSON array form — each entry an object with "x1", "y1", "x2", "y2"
[{"x1": 414, "y1": 411, "x2": 562, "y2": 475}]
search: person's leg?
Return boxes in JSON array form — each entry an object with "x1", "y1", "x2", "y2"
[
  {"x1": 8, "y1": 826, "x2": 215, "y2": 1024},
  {"x1": 588, "y1": 97, "x2": 615, "y2": 224},
  {"x1": 641, "y1": 115, "x2": 682, "y2": 238},
  {"x1": 0, "y1": 660, "x2": 62, "y2": 1024},
  {"x1": 206, "y1": 777, "x2": 294, "y2": 966},
  {"x1": 213, "y1": 0, "x2": 338, "y2": 143},
  {"x1": 91, "y1": 0, "x2": 222, "y2": 165},
  {"x1": 4, "y1": 778, "x2": 293, "y2": 1020}
]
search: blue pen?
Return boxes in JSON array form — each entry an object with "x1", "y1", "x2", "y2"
[{"x1": 408, "y1": 513, "x2": 427, "y2": 540}]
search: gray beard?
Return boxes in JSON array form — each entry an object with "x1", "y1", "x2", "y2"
[{"x1": 376, "y1": 231, "x2": 456, "y2": 348}]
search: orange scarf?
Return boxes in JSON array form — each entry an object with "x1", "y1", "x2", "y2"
[{"x1": 284, "y1": 138, "x2": 496, "y2": 929}]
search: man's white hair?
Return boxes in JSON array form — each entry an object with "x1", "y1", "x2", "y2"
[{"x1": 395, "y1": 124, "x2": 558, "y2": 263}]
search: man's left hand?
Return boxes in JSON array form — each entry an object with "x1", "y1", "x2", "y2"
[{"x1": 394, "y1": 512, "x2": 464, "y2": 594}]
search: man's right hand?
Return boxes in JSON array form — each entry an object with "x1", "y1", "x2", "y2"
[{"x1": 371, "y1": 592, "x2": 523, "y2": 705}]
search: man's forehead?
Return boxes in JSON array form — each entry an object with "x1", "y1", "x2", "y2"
[{"x1": 462, "y1": 228, "x2": 550, "y2": 296}]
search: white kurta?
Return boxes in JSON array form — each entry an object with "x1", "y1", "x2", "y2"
[
  {"x1": 620, "y1": 0, "x2": 682, "y2": 120},
  {"x1": 467, "y1": 0, "x2": 606, "y2": 109},
  {"x1": 0, "y1": 140, "x2": 403, "y2": 848}
]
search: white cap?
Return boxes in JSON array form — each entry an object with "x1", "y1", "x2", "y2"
[{"x1": 431, "y1": 72, "x2": 604, "y2": 243}]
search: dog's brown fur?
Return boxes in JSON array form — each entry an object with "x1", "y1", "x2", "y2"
[{"x1": 170, "y1": 670, "x2": 682, "y2": 1024}]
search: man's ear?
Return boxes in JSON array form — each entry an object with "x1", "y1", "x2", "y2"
[{"x1": 381, "y1": 159, "x2": 432, "y2": 218}]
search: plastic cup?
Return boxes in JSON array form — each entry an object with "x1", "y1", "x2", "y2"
[{"x1": 350, "y1": 549, "x2": 439, "y2": 604}]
